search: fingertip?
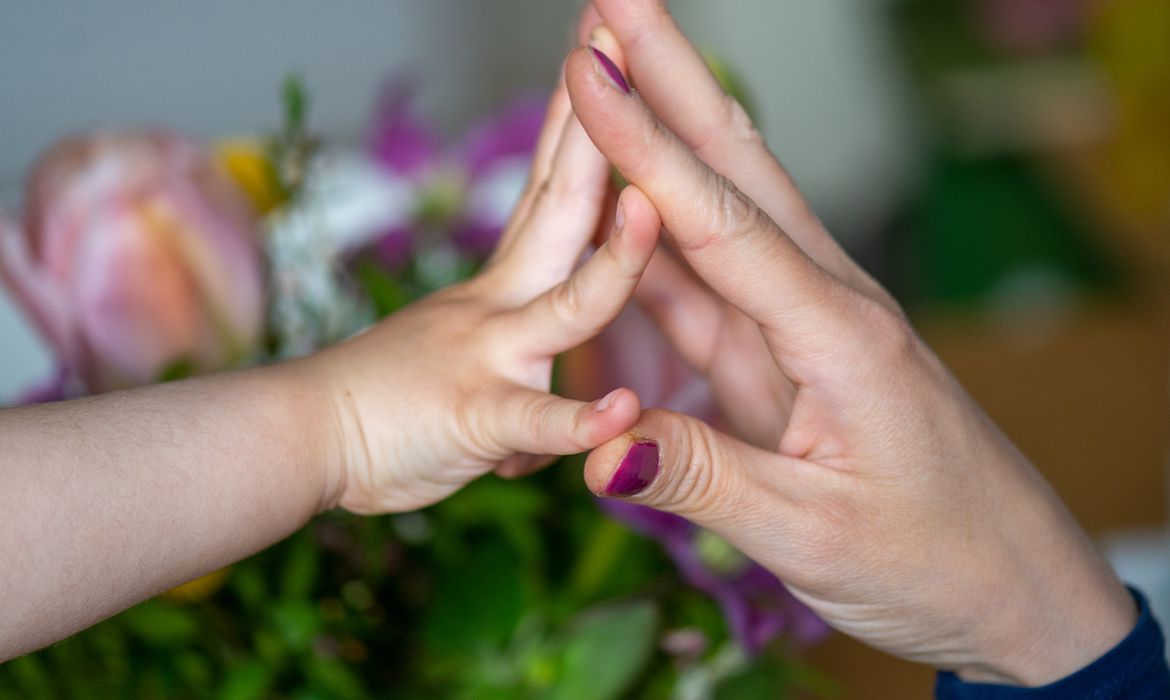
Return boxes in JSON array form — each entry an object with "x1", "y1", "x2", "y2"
[
  {"x1": 564, "y1": 46, "x2": 599, "y2": 95},
  {"x1": 615, "y1": 185, "x2": 661, "y2": 248},
  {"x1": 588, "y1": 25, "x2": 625, "y2": 68},
  {"x1": 584, "y1": 432, "x2": 641, "y2": 496},
  {"x1": 587, "y1": 386, "x2": 641, "y2": 440}
]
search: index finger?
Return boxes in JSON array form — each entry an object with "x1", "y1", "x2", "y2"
[
  {"x1": 591, "y1": 0, "x2": 894, "y2": 307},
  {"x1": 565, "y1": 47, "x2": 857, "y2": 365}
]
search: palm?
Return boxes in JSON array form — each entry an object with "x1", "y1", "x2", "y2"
[{"x1": 697, "y1": 303, "x2": 793, "y2": 449}]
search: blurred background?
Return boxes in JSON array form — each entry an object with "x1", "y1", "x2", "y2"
[{"x1": 1, "y1": 0, "x2": 1167, "y2": 697}]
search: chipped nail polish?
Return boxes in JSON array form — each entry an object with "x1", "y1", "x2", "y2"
[
  {"x1": 590, "y1": 47, "x2": 631, "y2": 94},
  {"x1": 605, "y1": 440, "x2": 659, "y2": 496}
]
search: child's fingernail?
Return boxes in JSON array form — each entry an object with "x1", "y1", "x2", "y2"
[
  {"x1": 605, "y1": 440, "x2": 659, "y2": 496},
  {"x1": 594, "y1": 388, "x2": 620, "y2": 413},
  {"x1": 589, "y1": 47, "x2": 631, "y2": 94},
  {"x1": 613, "y1": 201, "x2": 626, "y2": 234}
]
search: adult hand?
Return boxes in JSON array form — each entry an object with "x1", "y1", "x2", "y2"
[{"x1": 566, "y1": 1, "x2": 1136, "y2": 685}]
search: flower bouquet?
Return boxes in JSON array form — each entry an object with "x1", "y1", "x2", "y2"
[{"x1": 0, "y1": 75, "x2": 828, "y2": 699}]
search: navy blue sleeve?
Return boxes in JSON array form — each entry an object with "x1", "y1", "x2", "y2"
[{"x1": 936, "y1": 587, "x2": 1170, "y2": 700}]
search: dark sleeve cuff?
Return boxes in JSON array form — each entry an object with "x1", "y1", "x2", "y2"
[{"x1": 936, "y1": 587, "x2": 1170, "y2": 700}]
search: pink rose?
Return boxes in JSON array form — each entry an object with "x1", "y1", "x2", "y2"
[{"x1": 0, "y1": 131, "x2": 265, "y2": 392}]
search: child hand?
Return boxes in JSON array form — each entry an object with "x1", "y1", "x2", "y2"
[{"x1": 309, "y1": 45, "x2": 660, "y2": 513}]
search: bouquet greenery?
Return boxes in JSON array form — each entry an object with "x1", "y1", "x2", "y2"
[{"x1": 0, "y1": 76, "x2": 828, "y2": 700}]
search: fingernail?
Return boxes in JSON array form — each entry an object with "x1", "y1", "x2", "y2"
[
  {"x1": 613, "y1": 201, "x2": 626, "y2": 234},
  {"x1": 594, "y1": 388, "x2": 620, "y2": 413},
  {"x1": 605, "y1": 440, "x2": 659, "y2": 496},
  {"x1": 589, "y1": 47, "x2": 631, "y2": 94}
]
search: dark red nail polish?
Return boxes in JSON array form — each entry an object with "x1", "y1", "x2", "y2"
[
  {"x1": 605, "y1": 440, "x2": 659, "y2": 496},
  {"x1": 590, "y1": 47, "x2": 631, "y2": 94}
]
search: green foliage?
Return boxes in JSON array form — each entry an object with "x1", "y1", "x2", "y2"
[
  {"x1": 353, "y1": 259, "x2": 414, "y2": 319},
  {"x1": 547, "y1": 601, "x2": 657, "y2": 700}
]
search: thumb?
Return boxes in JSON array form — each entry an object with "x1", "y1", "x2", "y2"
[{"x1": 583, "y1": 408, "x2": 780, "y2": 527}]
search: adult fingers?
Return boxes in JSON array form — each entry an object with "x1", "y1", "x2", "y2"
[
  {"x1": 566, "y1": 47, "x2": 864, "y2": 370},
  {"x1": 485, "y1": 386, "x2": 640, "y2": 457},
  {"x1": 499, "y1": 184, "x2": 661, "y2": 357},
  {"x1": 592, "y1": 0, "x2": 893, "y2": 306},
  {"x1": 582, "y1": 408, "x2": 795, "y2": 532}
]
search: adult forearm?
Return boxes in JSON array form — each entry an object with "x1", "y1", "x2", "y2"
[{"x1": 0, "y1": 361, "x2": 333, "y2": 661}]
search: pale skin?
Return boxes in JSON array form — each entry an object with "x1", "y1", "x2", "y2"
[
  {"x1": 0, "y1": 28, "x2": 661, "y2": 662},
  {"x1": 0, "y1": 1, "x2": 1138, "y2": 687},
  {"x1": 572, "y1": 0, "x2": 1137, "y2": 687}
]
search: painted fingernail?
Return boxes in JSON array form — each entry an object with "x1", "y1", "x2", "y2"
[
  {"x1": 594, "y1": 388, "x2": 620, "y2": 413},
  {"x1": 605, "y1": 440, "x2": 659, "y2": 496},
  {"x1": 590, "y1": 47, "x2": 631, "y2": 94}
]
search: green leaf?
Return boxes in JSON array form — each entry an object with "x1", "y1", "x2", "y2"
[
  {"x1": 281, "y1": 530, "x2": 321, "y2": 600},
  {"x1": 230, "y1": 559, "x2": 267, "y2": 610},
  {"x1": 271, "y1": 598, "x2": 321, "y2": 651},
  {"x1": 547, "y1": 601, "x2": 658, "y2": 700},
  {"x1": 218, "y1": 660, "x2": 273, "y2": 700},
  {"x1": 712, "y1": 663, "x2": 786, "y2": 700},
  {"x1": 305, "y1": 657, "x2": 368, "y2": 700},
  {"x1": 423, "y1": 538, "x2": 529, "y2": 654},
  {"x1": 567, "y1": 518, "x2": 630, "y2": 602},
  {"x1": 2, "y1": 654, "x2": 53, "y2": 698},
  {"x1": 283, "y1": 74, "x2": 308, "y2": 138},
  {"x1": 353, "y1": 259, "x2": 412, "y2": 318},
  {"x1": 157, "y1": 359, "x2": 196, "y2": 383},
  {"x1": 175, "y1": 651, "x2": 213, "y2": 689},
  {"x1": 120, "y1": 600, "x2": 199, "y2": 647}
]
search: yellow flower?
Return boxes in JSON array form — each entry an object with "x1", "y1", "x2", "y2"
[
  {"x1": 215, "y1": 138, "x2": 286, "y2": 215},
  {"x1": 162, "y1": 567, "x2": 230, "y2": 603}
]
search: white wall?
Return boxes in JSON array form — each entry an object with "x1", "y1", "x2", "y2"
[{"x1": 0, "y1": 0, "x2": 916, "y2": 398}]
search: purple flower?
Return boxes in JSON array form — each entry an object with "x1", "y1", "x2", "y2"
[
  {"x1": 976, "y1": 0, "x2": 1094, "y2": 54},
  {"x1": 365, "y1": 81, "x2": 545, "y2": 261},
  {"x1": 368, "y1": 81, "x2": 441, "y2": 180},
  {"x1": 14, "y1": 366, "x2": 75, "y2": 405},
  {"x1": 600, "y1": 499, "x2": 829, "y2": 654}
]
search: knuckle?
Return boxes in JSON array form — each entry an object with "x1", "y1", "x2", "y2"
[
  {"x1": 550, "y1": 277, "x2": 587, "y2": 327},
  {"x1": 628, "y1": 113, "x2": 674, "y2": 177},
  {"x1": 725, "y1": 98, "x2": 766, "y2": 148},
  {"x1": 692, "y1": 96, "x2": 765, "y2": 155},
  {"x1": 655, "y1": 419, "x2": 736, "y2": 518},
  {"x1": 692, "y1": 174, "x2": 767, "y2": 251},
  {"x1": 524, "y1": 399, "x2": 556, "y2": 443},
  {"x1": 546, "y1": 167, "x2": 604, "y2": 208},
  {"x1": 455, "y1": 392, "x2": 501, "y2": 460},
  {"x1": 858, "y1": 298, "x2": 919, "y2": 364}
]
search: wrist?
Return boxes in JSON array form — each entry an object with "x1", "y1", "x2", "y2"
[
  {"x1": 957, "y1": 542, "x2": 1137, "y2": 685},
  {"x1": 262, "y1": 357, "x2": 348, "y2": 514}
]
